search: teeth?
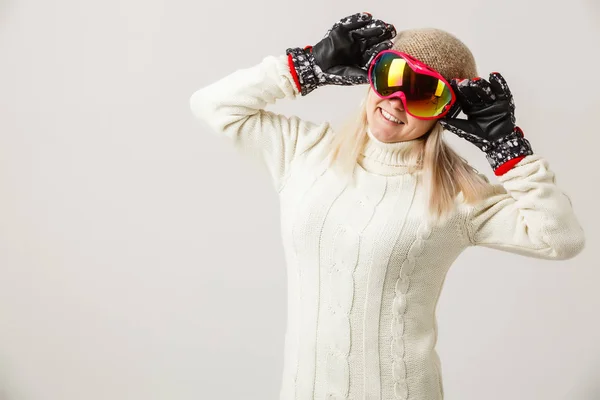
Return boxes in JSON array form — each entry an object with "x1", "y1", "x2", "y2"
[{"x1": 381, "y1": 108, "x2": 402, "y2": 124}]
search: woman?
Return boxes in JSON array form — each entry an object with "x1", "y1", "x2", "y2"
[{"x1": 189, "y1": 12, "x2": 585, "y2": 400}]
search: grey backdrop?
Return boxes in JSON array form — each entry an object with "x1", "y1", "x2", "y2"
[{"x1": 0, "y1": 0, "x2": 599, "y2": 399}]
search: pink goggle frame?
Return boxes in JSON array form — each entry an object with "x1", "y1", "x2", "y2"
[{"x1": 367, "y1": 50, "x2": 458, "y2": 120}]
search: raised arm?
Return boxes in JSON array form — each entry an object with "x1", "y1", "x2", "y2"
[
  {"x1": 442, "y1": 73, "x2": 585, "y2": 259},
  {"x1": 189, "y1": 12, "x2": 396, "y2": 192},
  {"x1": 190, "y1": 54, "x2": 329, "y2": 192},
  {"x1": 464, "y1": 155, "x2": 585, "y2": 259}
]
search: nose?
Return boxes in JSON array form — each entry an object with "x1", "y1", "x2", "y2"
[{"x1": 387, "y1": 97, "x2": 405, "y2": 112}]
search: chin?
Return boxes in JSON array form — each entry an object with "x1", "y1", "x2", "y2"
[
  {"x1": 374, "y1": 130, "x2": 403, "y2": 143},
  {"x1": 382, "y1": 136, "x2": 405, "y2": 143},
  {"x1": 375, "y1": 122, "x2": 405, "y2": 139}
]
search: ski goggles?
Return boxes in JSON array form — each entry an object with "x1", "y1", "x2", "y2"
[{"x1": 368, "y1": 50, "x2": 457, "y2": 120}]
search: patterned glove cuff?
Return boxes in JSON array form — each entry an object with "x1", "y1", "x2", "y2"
[
  {"x1": 486, "y1": 127, "x2": 534, "y2": 175},
  {"x1": 285, "y1": 47, "x2": 320, "y2": 96}
]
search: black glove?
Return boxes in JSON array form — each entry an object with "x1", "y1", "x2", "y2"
[
  {"x1": 286, "y1": 12, "x2": 396, "y2": 96},
  {"x1": 439, "y1": 73, "x2": 533, "y2": 175}
]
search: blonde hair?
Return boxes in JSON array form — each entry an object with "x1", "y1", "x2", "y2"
[{"x1": 322, "y1": 87, "x2": 489, "y2": 224}]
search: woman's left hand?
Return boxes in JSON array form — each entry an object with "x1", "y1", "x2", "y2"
[{"x1": 440, "y1": 72, "x2": 533, "y2": 176}]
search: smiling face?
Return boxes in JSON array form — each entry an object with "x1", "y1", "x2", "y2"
[{"x1": 365, "y1": 88, "x2": 437, "y2": 143}]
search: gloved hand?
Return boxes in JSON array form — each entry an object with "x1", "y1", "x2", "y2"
[
  {"x1": 286, "y1": 12, "x2": 396, "y2": 96},
  {"x1": 439, "y1": 73, "x2": 533, "y2": 176}
]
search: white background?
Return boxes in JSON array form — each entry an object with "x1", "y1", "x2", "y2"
[{"x1": 0, "y1": 0, "x2": 598, "y2": 399}]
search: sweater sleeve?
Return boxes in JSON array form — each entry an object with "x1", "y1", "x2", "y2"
[
  {"x1": 189, "y1": 54, "x2": 331, "y2": 192},
  {"x1": 464, "y1": 154, "x2": 585, "y2": 260}
]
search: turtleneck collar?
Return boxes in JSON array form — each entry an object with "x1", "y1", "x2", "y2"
[{"x1": 357, "y1": 126, "x2": 423, "y2": 176}]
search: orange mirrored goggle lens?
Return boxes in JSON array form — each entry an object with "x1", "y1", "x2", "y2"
[{"x1": 371, "y1": 53, "x2": 453, "y2": 118}]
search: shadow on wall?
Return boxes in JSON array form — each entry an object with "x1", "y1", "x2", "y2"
[
  {"x1": 567, "y1": 356, "x2": 600, "y2": 400},
  {"x1": 585, "y1": 0, "x2": 600, "y2": 18},
  {"x1": 580, "y1": 375, "x2": 600, "y2": 399},
  {"x1": 584, "y1": 360, "x2": 600, "y2": 399},
  {"x1": 0, "y1": 0, "x2": 13, "y2": 32},
  {"x1": 0, "y1": 357, "x2": 26, "y2": 400}
]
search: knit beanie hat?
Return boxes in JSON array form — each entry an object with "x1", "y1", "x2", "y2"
[{"x1": 391, "y1": 28, "x2": 478, "y2": 81}]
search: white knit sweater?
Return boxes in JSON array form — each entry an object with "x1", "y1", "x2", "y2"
[{"x1": 189, "y1": 55, "x2": 585, "y2": 400}]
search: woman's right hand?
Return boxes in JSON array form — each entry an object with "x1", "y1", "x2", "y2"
[{"x1": 286, "y1": 12, "x2": 396, "y2": 96}]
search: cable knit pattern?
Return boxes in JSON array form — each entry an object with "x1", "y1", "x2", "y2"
[
  {"x1": 324, "y1": 173, "x2": 391, "y2": 399},
  {"x1": 325, "y1": 224, "x2": 357, "y2": 398},
  {"x1": 325, "y1": 224, "x2": 359, "y2": 398},
  {"x1": 189, "y1": 54, "x2": 585, "y2": 400},
  {"x1": 392, "y1": 221, "x2": 433, "y2": 400}
]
